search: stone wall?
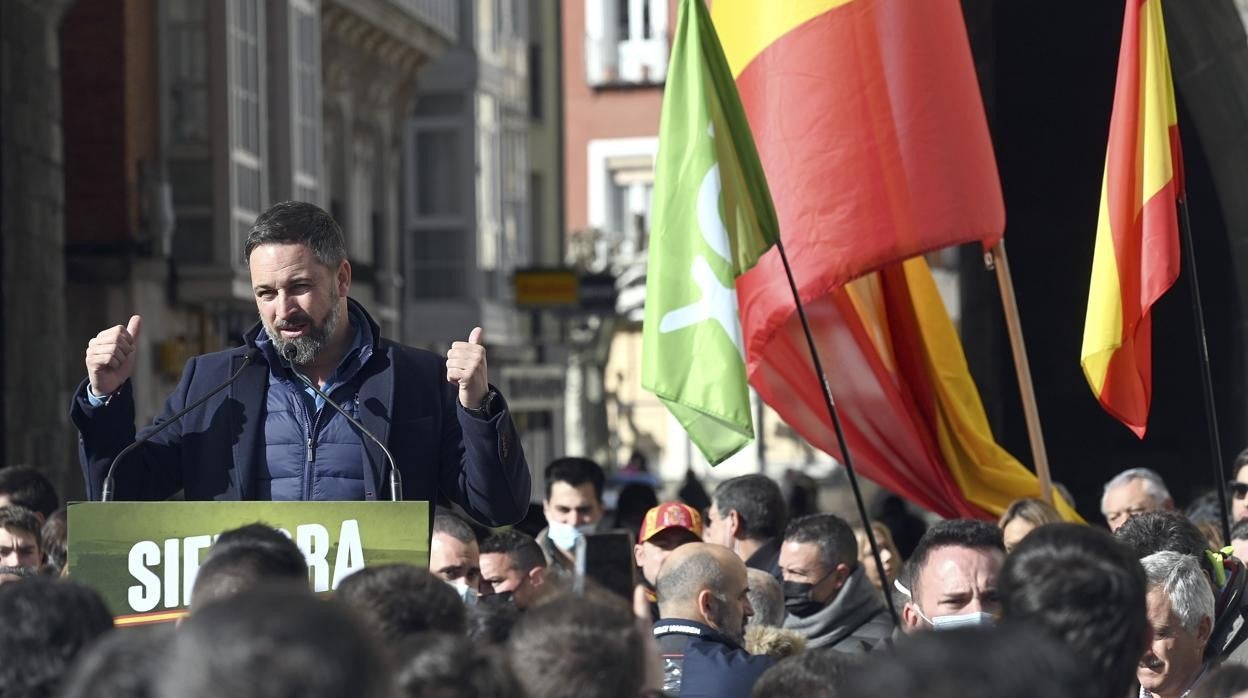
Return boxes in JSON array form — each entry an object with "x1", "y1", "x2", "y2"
[{"x1": 1, "y1": 0, "x2": 78, "y2": 497}]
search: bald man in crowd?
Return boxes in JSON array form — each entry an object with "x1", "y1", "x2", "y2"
[{"x1": 653, "y1": 543, "x2": 773, "y2": 698}]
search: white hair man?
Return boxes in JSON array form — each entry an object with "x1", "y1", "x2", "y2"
[
  {"x1": 1138, "y1": 551, "x2": 1215, "y2": 698},
  {"x1": 1102, "y1": 468, "x2": 1174, "y2": 532}
]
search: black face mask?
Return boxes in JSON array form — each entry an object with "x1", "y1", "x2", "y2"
[
  {"x1": 479, "y1": 590, "x2": 515, "y2": 608},
  {"x1": 783, "y1": 569, "x2": 836, "y2": 618}
]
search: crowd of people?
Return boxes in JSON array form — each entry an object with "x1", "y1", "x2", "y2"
[{"x1": 6, "y1": 452, "x2": 1248, "y2": 697}]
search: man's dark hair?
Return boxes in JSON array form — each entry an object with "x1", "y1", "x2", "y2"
[
  {"x1": 243, "y1": 201, "x2": 347, "y2": 267},
  {"x1": 544, "y1": 457, "x2": 606, "y2": 502},
  {"x1": 191, "y1": 544, "x2": 309, "y2": 610},
  {"x1": 189, "y1": 522, "x2": 309, "y2": 609},
  {"x1": 907, "y1": 519, "x2": 1004, "y2": 590},
  {"x1": 479, "y1": 528, "x2": 546, "y2": 572},
  {"x1": 509, "y1": 591, "x2": 646, "y2": 698},
  {"x1": 40, "y1": 507, "x2": 67, "y2": 575},
  {"x1": 433, "y1": 512, "x2": 477, "y2": 543},
  {"x1": 836, "y1": 625, "x2": 1092, "y2": 698},
  {"x1": 1001, "y1": 523, "x2": 1148, "y2": 698},
  {"x1": 467, "y1": 597, "x2": 521, "y2": 645},
  {"x1": 1235, "y1": 447, "x2": 1248, "y2": 471},
  {"x1": 59, "y1": 624, "x2": 174, "y2": 698},
  {"x1": 161, "y1": 586, "x2": 390, "y2": 698},
  {"x1": 1114, "y1": 510, "x2": 1208, "y2": 559},
  {"x1": 0, "y1": 577, "x2": 115, "y2": 698},
  {"x1": 0, "y1": 465, "x2": 59, "y2": 518},
  {"x1": 716, "y1": 474, "x2": 788, "y2": 541},
  {"x1": 209, "y1": 522, "x2": 308, "y2": 564},
  {"x1": 336, "y1": 564, "x2": 467, "y2": 642},
  {"x1": 0, "y1": 504, "x2": 43, "y2": 543},
  {"x1": 752, "y1": 647, "x2": 859, "y2": 698},
  {"x1": 782, "y1": 513, "x2": 857, "y2": 573},
  {"x1": 394, "y1": 632, "x2": 521, "y2": 698}
]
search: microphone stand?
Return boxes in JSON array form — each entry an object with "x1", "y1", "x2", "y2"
[{"x1": 101, "y1": 348, "x2": 261, "y2": 502}]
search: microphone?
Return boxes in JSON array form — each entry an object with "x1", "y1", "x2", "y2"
[
  {"x1": 282, "y1": 344, "x2": 403, "y2": 502},
  {"x1": 101, "y1": 348, "x2": 262, "y2": 502}
]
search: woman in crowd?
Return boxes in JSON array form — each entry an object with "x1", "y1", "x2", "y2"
[{"x1": 998, "y1": 498, "x2": 1063, "y2": 553}]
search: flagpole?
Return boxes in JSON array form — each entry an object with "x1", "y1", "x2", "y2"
[
  {"x1": 987, "y1": 241, "x2": 1054, "y2": 503},
  {"x1": 773, "y1": 238, "x2": 901, "y2": 629},
  {"x1": 1177, "y1": 198, "x2": 1230, "y2": 544}
]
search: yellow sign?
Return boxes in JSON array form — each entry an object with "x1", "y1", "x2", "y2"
[{"x1": 514, "y1": 269, "x2": 579, "y2": 307}]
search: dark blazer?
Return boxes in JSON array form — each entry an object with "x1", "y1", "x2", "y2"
[{"x1": 71, "y1": 301, "x2": 531, "y2": 526}]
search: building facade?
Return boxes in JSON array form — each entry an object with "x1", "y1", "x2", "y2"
[
  {"x1": 560, "y1": 0, "x2": 833, "y2": 483},
  {"x1": 403, "y1": 0, "x2": 568, "y2": 477},
  {"x1": 5, "y1": 0, "x2": 457, "y2": 499}
]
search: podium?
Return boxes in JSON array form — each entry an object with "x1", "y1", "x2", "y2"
[{"x1": 67, "y1": 501, "x2": 430, "y2": 626}]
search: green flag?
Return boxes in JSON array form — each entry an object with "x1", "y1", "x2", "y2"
[{"x1": 641, "y1": 0, "x2": 781, "y2": 466}]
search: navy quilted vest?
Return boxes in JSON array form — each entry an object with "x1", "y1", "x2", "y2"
[{"x1": 254, "y1": 312, "x2": 373, "y2": 501}]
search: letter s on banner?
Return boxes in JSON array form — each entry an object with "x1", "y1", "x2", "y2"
[{"x1": 128, "y1": 540, "x2": 161, "y2": 613}]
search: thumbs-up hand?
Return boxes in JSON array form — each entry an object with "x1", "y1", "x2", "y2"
[
  {"x1": 85, "y1": 314, "x2": 142, "y2": 397},
  {"x1": 447, "y1": 326, "x2": 488, "y2": 409}
]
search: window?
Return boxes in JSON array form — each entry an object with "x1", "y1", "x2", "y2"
[
  {"x1": 477, "y1": 93, "x2": 501, "y2": 271},
  {"x1": 586, "y1": 0, "x2": 668, "y2": 86},
  {"x1": 349, "y1": 134, "x2": 376, "y2": 264},
  {"x1": 167, "y1": 0, "x2": 208, "y2": 145},
  {"x1": 291, "y1": 2, "x2": 321, "y2": 202},
  {"x1": 587, "y1": 138, "x2": 658, "y2": 261},
  {"x1": 413, "y1": 130, "x2": 461, "y2": 217},
  {"x1": 406, "y1": 95, "x2": 471, "y2": 301},
  {"x1": 229, "y1": 0, "x2": 266, "y2": 263},
  {"x1": 408, "y1": 228, "x2": 468, "y2": 299},
  {"x1": 528, "y1": 43, "x2": 542, "y2": 120}
]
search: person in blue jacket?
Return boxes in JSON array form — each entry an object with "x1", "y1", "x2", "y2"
[
  {"x1": 71, "y1": 201, "x2": 530, "y2": 526},
  {"x1": 653, "y1": 542, "x2": 773, "y2": 697}
]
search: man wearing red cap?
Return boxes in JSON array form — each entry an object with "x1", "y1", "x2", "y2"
[{"x1": 634, "y1": 502, "x2": 703, "y2": 620}]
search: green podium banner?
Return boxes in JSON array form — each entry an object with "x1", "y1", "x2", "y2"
[{"x1": 67, "y1": 501, "x2": 429, "y2": 626}]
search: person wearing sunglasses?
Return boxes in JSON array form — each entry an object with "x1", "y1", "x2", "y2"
[{"x1": 1228, "y1": 449, "x2": 1248, "y2": 522}]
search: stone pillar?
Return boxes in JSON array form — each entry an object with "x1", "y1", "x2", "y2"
[{"x1": 1, "y1": 0, "x2": 77, "y2": 497}]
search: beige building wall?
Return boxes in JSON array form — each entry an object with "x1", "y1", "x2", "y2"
[{"x1": 604, "y1": 327, "x2": 835, "y2": 489}]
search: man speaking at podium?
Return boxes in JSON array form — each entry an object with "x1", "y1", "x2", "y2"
[{"x1": 70, "y1": 201, "x2": 531, "y2": 526}]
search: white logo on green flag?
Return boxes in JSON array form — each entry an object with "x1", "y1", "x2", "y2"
[{"x1": 657, "y1": 162, "x2": 744, "y2": 360}]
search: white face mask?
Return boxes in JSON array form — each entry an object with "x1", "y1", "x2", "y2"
[
  {"x1": 547, "y1": 521, "x2": 596, "y2": 551},
  {"x1": 912, "y1": 606, "x2": 996, "y2": 630},
  {"x1": 449, "y1": 578, "x2": 478, "y2": 606}
]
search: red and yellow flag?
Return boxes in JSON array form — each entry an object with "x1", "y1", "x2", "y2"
[
  {"x1": 711, "y1": 0, "x2": 1078, "y2": 519},
  {"x1": 1081, "y1": 0, "x2": 1183, "y2": 438}
]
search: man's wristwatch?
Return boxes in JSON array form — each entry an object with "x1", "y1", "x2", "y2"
[{"x1": 463, "y1": 388, "x2": 499, "y2": 420}]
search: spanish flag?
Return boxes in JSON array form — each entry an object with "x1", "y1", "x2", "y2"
[
  {"x1": 710, "y1": 0, "x2": 1079, "y2": 519},
  {"x1": 1081, "y1": 0, "x2": 1183, "y2": 438}
]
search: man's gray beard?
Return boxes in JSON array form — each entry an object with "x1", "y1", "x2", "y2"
[
  {"x1": 0, "y1": 565, "x2": 38, "y2": 580},
  {"x1": 268, "y1": 295, "x2": 342, "y2": 366}
]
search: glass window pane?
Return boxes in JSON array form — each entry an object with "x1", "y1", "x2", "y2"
[{"x1": 415, "y1": 131, "x2": 460, "y2": 216}]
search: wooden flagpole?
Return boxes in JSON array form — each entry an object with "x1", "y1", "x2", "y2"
[{"x1": 987, "y1": 241, "x2": 1054, "y2": 503}]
